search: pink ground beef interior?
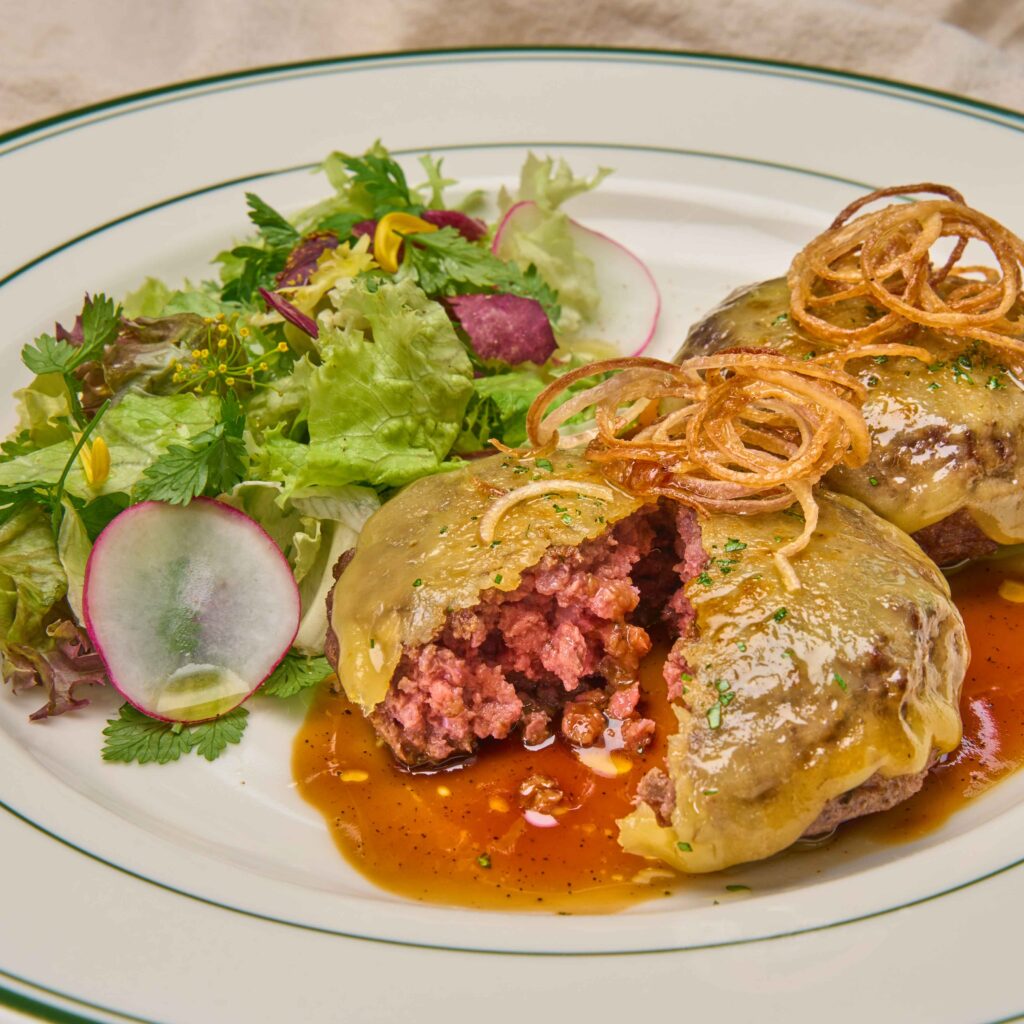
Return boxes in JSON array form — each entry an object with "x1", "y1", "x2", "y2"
[{"x1": 371, "y1": 505, "x2": 706, "y2": 766}]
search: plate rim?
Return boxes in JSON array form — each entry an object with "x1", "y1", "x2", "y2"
[{"x1": 0, "y1": 44, "x2": 1021, "y2": 158}]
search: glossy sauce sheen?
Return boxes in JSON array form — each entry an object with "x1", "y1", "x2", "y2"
[
  {"x1": 295, "y1": 646, "x2": 681, "y2": 911},
  {"x1": 294, "y1": 566, "x2": 1024, "y2": 910},
  {"x1": 858, "y1": 562, "x2": 1024, "y2": 840}
]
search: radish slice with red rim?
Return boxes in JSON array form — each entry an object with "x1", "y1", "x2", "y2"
[
  {"x1": 84, "y1": 499, "x2": 300, "y2": 723},
  {"x1": 492, "y1": 200, "x2": 661, "y2": 355}
]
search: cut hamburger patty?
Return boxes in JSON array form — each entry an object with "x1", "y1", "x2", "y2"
[{"x1": 329, "y1": 505, "x2": 706, "y2": 767}]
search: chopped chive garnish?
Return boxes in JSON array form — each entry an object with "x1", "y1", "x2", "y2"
[
  {"x1": 736, "y1": 641, "x2": 747, "y2": 652},
  {"x1": 535, "y1": 458, "x2": 553, "y2": 472},
  {"x1": 726, "y1": 884, "x2": 750, "y2": 892},
  {"x1": 412, "y1": 578, "x2": 423, "y2": 588},
  {"x1": 494, "y1": 574, "x2": 503, "y2": 584},
  {"x1": 676, "y1": 841, "x2": 693, "y2": 852},
  {"x1": 773, "y1": 607, "x2": 788, "y2": 623},
  {"x1": 490, "y1": 540, "x2": 501, "y2": 547},
  {"x1": 868, "y1": 476, "x2": 879, "y2": 487},
  {"x1": 696, "y1": 571, "x2": 713, "y2": 586},
  {"x1": 703, "y1": 788, "x2": 718, "y2": 796},
  {"x1": 476, "y1": 853, "x2": 492, "y2": 869},
  {"x1": 987, "y1": 375, "x2": 1005, "y2": 390},
  {"x1": 706, "y1": 704, "x2": 722, "y2": 729},
  {"x1": 715, "y1": 679, "x2": 731, "y2": 693},
  {"x1": 560, "y1": 514, "x2": 573, "y2": 526},
  {"x1": 724, "y1": 538, "x2": 746, "y2": 553},
  {"x1": 873, "y1": 355, "x2": 888, "y2": 364},
  {"x1": 834, "y1": 673, "x2": 848, "y2": 691},
  {"x1": 771, "y1": 312, "x2": 789, "y2": 326},
  {"x1": 439, "y1": 525, "x2": 448, "y2": 535}
]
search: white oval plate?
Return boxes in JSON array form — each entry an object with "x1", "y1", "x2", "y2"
[{"x1": 1, "y1": 49, "x2": 1022, "y2": 1024}]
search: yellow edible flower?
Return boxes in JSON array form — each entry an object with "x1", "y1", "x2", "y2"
[
  {"x1": 77, "y1": 435, "x2": 110, "y2": 489},
  {"x1": 277, "y1": 235, "x2": 377, "y2": 312},
  {"x1": 373, "y1": 212, "x2": 438, "y2": 273}
]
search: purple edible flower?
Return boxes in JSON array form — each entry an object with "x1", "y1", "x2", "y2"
[
  {"x1": 258, "y1": 287, "x2": 319, "y2": 339},
  {"x1": 445, "y1": 293, "x2": 556, "y2": 365},
  {"x1": 275, "y1": 231, "x2": 339, "y2": 287}
]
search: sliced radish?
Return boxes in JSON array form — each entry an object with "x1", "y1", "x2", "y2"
[
  {"x1": 492, "y1": 200, "x2": 661, "y2": 355},
  {"x1": 83, "y1": 499, "x2": 300, "y2": 723}
]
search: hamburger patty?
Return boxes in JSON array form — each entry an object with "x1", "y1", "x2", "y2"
[
  {"x1": 636, "y1": 764, "x2": 930, "y2": 837},
  {"x1": 329, "y1": 505, "x2": 704, "y2": 766},
  {"x1": 679, "y1": 277, "x2": 1024, "y2": 565}
]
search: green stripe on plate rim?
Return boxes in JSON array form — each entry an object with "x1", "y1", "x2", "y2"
[
  {"x1": 0, "y1": 968, "x2": 156, "y2": 1024},
  {"x1": 0, "y1": 140, "x2": 881, "y2": 290},
  {"x1": 0, "y1": 47, "x2": 1021, "y2": 161}
]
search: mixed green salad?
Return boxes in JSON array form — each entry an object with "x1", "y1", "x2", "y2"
[{"x1": 0, "y1": 144, "x2": 656, "y2": 765}]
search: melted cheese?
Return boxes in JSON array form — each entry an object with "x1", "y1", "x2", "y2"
[
  {"x1": 677, "y1": 277, "x2": 1024, "y2": 541},
  {"x1": 617, "y1": 491, "x2": 968, "y2": 872},
  {"x1": 329, "y1": 450, "x2": 645, "y2": 711}
]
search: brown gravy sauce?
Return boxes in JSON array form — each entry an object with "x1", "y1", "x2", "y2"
[
  {"x1": 852, "y1": 562, "x2": 1024, "y2": 842},
  {"x1": 293, "y1": 563, "x2": 1024, "y2": 910}
]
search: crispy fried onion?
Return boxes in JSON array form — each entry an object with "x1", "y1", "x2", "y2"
[
  {"x1": 789, "y1": 183, "x2": 1024, "y2": 360},
  {"x1": 483, "y1": 353, "x2": 868, "y2": 590}
]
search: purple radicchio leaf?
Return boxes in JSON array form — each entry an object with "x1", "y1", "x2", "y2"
[
  {"x1": 350, "y1": 211, "x2": 485, "y2": 257},
  {"x1": 55, "y1": 315, "x2": 84, "y2": 346},
  {"x1": 75, "y1": 313, "x2": 206, "y2": 415},
  {"x1": 275, "y1": 231, "x2": 340, "y2": 288},
  {"x1": 258, "y1": 287, "x2": 319, "y2": 339},
  {"x1": 55, "y1": 293, "x2": 90, "y2": 345},
  {"x1": 351, "y1": 220, "x2": 378, "y2": 252},
  {"x1": 421, "y1": 209, "x2": 488, "y2": 242},
  {"x1": 445, "y1": 293, "x2": 556, "y2": 365},
  {"x1": 5, "y1": 620, "x2": 109, "y2": 720}
]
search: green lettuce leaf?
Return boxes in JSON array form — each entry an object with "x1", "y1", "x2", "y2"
[
  {"x1": 497, "y1": 154, "x2": 611, "y2": 335},
  {"x1": 14, "y1": 373, "x2": 73, "y2": 448},
  {"x1": 0, "y1": 393, "x2": 219, "y2": 500},
  {"x1": 294, "y1": 278, "x2": 473, "y2": 493},
  {"x1": 249, "y1": 429, "x2": 309, "y2": 493},
  {"x1": 124, "y1": 278, "x2": 227, "y2": 319},
  {"x1": 225, "y1": 480, "x2": 379, "y2": 655},
  {"x1": 0, "y1": 506, "x2": 67, "y2": 648},
  {"x1": 456, "y1": 357, "x2": 606, "y2": 452},
  {"x1": 57, "y1": 502, "x2": 91, "y2": 623},
  {"x1": 245, "y1": 355, "x2": 314, "y2": 439},
  {"x1": 509, "y1": 153, "x2": 611, "y2": 211}
]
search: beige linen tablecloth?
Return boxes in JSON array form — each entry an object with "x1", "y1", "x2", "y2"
[{"x1": 1, "y1": 0, "x2": 1023, "y2": 132}]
